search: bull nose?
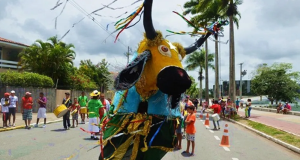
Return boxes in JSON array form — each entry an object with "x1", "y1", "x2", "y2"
[{"x1": 157, "y1": 66, "x2": 192, "y2": 95}]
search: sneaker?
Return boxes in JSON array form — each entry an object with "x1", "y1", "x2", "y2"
[
  {"x1": 42, "y1": 124, "x2": 46, "y2": 128},
  {"x1": 34, "y1": 124, "x2": 39, "y2": 128},
  {"x1": 67, "y1": 127, "x2": 70, "y2": 130},
  {"x1": 13, "y1": 123, "x2": 16, "y2": 127},
  {"x1": 93, "y1": 137, "x2": 99, "y2": 140}
]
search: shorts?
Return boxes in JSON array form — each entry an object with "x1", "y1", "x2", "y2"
[
  {"x1": 187, "y1": 134, "x2": 195, "y2": 141},
  {"x1": 2, "y1": 112, "x2": 10, "y2": 121},
  {"x1": 80, "y1": 107, "x2": 87, "y2": 114},
  {"x1": 72, "y1": 113, "x2": 78, "y2": 120},
  {"x1": 236, "y1": 105, "x2": 239, "y2": 109},
  {"x1": 9, "y1": 108, "x2": 16, "y2": 117},
  {"x1": 37, "y1": 108, "x2": 47, "y2": 118},
  {"x1": 89, "y1": 117, "x2": 99, "y2": 133},
  {"x1": 23, "y1": 109, "x2": 32, "y2": 120},
  {"x1": 176, "y1": 118, "x2": 183, "y2": 134}
]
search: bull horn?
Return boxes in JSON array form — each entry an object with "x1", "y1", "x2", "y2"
[
  {"x1": 144, "y1": 0, "x2": 157, "y2": 40},
  {"x1": 184, "y1": 32, "x2": 211, "y2": 54}
]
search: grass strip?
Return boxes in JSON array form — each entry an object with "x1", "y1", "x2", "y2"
[{"x1": 233, "y1": 115, "x2": 300, "y2": 148}]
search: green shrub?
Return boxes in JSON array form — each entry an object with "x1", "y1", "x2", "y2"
[
  {"x1": 70, "y1": 73, "x2": 97, "y2": 90},
  {"x1": 0, "y1": 71, "x2": 54, "y2": 87}
]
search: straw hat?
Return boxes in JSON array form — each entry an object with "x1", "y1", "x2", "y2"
[{"x1": 90, "y1": 90, "x2": 100, "y2": 97}]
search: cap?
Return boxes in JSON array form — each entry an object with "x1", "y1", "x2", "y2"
[
  {"x1": 4, "y1": 92, "x2": 10, "y2": 96},
  {"x1": 11, "y1": 90, "x2": 15, "y2": 93},
  {"x1": 65, "y1": 92, "x2": 70, "y2": 95},
  {"x1": 25, "y1": 92, "x2": 31, "y2": 95}
]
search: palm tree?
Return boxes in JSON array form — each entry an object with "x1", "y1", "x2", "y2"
[
  {"x1": 185, "y1": 49, "x2": 214, "y2": 105},
  {"x1": 183, "y1": 0, "x2": 242, "y2": 100},
  {"x1": 19, "y1": 36, "x2": 76, "y2": 86}
]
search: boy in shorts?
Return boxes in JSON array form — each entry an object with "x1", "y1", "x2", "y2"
[
  {"x1": 71, "y1": 98, "x2": 80, "y2": 128},
  {"x1": 182, "y1": 105, "x2": 196, "y2": 156}
]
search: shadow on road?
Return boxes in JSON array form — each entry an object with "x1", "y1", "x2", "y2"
[
  {"x1": 51, "y1": 129, "x2": 67, "y2": 132},
  {"x1": 83, "y1": 137, "x2": 96, "y2": 141}
]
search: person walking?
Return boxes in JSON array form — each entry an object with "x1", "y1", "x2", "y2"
[
  {"x1": 78, "y1": 91, "x2": 88, "y2": 124},
  {"x1": 62, "y1": 92, "x2": 72, "y2": 130},
  {"x1": 71, "y1": 97, "x2": 80, "y2": 128},
  {"x1": 209, "y1": 100, "x2": 221, "y2": 130},
  {"x1": 99, "y1": 93, "x2": 110, "y2": 117},
  {"x1": 8, "y1": 90, "x2": 18, "y2": 127},
  {"x1": 1, "y1": 93, "x2": 10, "y2": 129},
  {"x1": 21, "y1": 92, "x2": 33, "y2": 129},
  {"x1": 235, "y1": 98, "x2": 240, "y2": 112},
  {"x1": 34, "y1": 92, "x2": 47, "y2": 128},
  {"x1": 88, "y1": 90, "x2": 103, "y2": 140}
]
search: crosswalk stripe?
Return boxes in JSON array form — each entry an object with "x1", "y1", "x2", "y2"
[
  {"x1": 214, "y1": 136, "x2": 220, "y2": 140},
  {"x1": 223, "y1": 147, "x2": 230, "y2": 151},
  {"x1": 232, "y1": 158, "x2": 239, "y2": 160}
]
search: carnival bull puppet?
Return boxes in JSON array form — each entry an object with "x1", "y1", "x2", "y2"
[{"x1": 100, "y1": 0, "x2": 223, "y2": 159}]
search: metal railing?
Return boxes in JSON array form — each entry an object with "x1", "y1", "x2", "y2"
[{"x1": 0, "y1": 59, "x2": 18, "y2": 69}]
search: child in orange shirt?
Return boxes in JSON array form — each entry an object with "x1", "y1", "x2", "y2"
[
  {"x1": 71, "y1": 98, "x2": 80, "y2": 128},
  {"x1": 182, "y1": 105, "x2": 196, "y2": 156}
]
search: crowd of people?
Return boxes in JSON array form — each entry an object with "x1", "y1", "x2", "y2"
[{"x1": 0, "y1": 90, "x2": 112, "y2": 135}]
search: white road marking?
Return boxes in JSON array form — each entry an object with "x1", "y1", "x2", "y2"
[
  {"x1": 232, "y1": 158, "x2": 239, "y2": 160},
  {"x1": 209, "y1": 130, "x2": 214, "y2": 133},
  {"x1": 214, "y1": 136, "x2": 220, "y2": 140},
  {"x1": 200, "y1": 120, "x2": 203, "y2": 122},
  {"x1": 223, "y1": 147, "x2": 230, "y2": 151}
]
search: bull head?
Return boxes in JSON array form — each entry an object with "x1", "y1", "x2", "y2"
[{"x1": 114, "y1": 0, "x2": 213, "y2": 107}]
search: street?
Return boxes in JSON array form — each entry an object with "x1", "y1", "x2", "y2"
[{"x1": 0, "y1": 114, "x2": 299, "y2": 160}]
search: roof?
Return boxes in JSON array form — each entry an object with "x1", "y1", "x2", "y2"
[{"x1": 0, "y1": 37, "x2": 29, "y2": 47}]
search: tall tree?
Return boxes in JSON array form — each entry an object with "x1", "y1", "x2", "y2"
[
  {"x1": 251, "y1": 63, "x2": 300, "y2": 104},
  {"x1": 183, "y1": 0, "x2": 242, "y2": 100},
  {"x1": 78, "y1": 59, "x2": 112, "y2": 92},
  {"x1": 19, "y1": 36, "x2": 76, "y2": 87},
  {"x1": 185, "y1": 49, "x2": 215, "y2": 105}
]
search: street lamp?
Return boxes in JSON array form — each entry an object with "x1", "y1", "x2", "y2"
[{"x1": 239, "y1": 62, "x2": 247, "y2": 100}]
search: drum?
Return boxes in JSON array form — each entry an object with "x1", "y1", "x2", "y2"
[
  {"x1": 212, "y1": 113, "x2": 220, "y2": 121},
  {"x1": 80, "y1": 107, "x2": 87, "y2": 114},
  {"x1": 71, "y1": 109, "x2": 78, "y2": 116},
  {"x1": 54, "y1": 104, "x2": 68, "y2": 118}
]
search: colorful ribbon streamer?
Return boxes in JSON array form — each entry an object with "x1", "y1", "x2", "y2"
[{"x1": 148, "y1": 118, "x2": 166, "y2": 147}]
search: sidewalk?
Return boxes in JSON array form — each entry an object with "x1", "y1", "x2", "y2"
[
  {"x1": 0, "y1": 113, "x2": 62, "y2": 132},
  {"x1": 237, "y1": 109, "x2": 300, "y2": 136}
]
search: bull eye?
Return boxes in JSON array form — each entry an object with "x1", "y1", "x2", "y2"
[{"x1": 158, "y1": 45, "x2": 171, "y2": 57}]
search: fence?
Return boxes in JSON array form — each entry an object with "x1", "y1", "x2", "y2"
[{"x1": 0, "y1": 86, "x2": 115, "y2": 113}]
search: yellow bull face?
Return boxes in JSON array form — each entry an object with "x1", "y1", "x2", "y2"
[{"x1": 135, "y1": 35, "x2": 191, "y2": 98}]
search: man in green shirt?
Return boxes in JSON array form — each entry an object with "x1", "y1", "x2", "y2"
[
  {"x1": 88, "y1": 90, "x2": 103, "y2": 140},
  {"x1": 78, "y1": 91, "x2": 88, "y2": 124}
]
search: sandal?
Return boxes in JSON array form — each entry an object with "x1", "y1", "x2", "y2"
[{"x1": 190, "y1": 153, "x2": 195, "y2": 156}]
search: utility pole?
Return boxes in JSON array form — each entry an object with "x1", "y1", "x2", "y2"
[
  {"x1": 124, "y1": 46, "x2": 132, "y2": 65},
  {"x1": 239, "y1": 63, "x2": 247, "y2": 100}
]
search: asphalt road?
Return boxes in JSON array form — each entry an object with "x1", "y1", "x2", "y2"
[{"x1": 0, "y1": 114, "x2": 299, "y2": 160}]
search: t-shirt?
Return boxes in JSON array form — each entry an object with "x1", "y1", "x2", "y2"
[
  {"x1": 101, "y1": 99, "x2": 111, "y2": 111},
  {"x1": 235, "y1": 100, "x2": 240, "y2": 106},
  {"x1": 184, "y1": 100, "x2": 193, "y2": 110},
  {"x1": 211, "y1": 104, "x2": 221, "y2": 114},
  {"x1": 186, "y1": 113, "x2": 196, "y2": 134},
  {"x1": 71, "y1": 103, "x2": 80, "y2": 113},
  {"x1": 88, "y1": 99, "x2": 103, "y2": 118},
  {"x1": 1, "y1": 98, "x2": 10, "y2": 112},
  {"x1": 38, "y1": 97, "x2": 47, "y2": 108},
  {"x1": 22, "y1": 97, "x2": 33, "y2": 109},
  {"x1": 9, "y1": 96, "x2": 18, "y2": 108},
  {"x1": 62, "y1": 98, "x2": 72, "y2": 107},
  {"x1": 78, "y1": 96, "x2": 88, "y2": 107}
]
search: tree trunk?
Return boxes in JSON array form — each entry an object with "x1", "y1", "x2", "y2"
[
  {"x1": 205, "y1": 40, "x2": 209, "y2": 104},
  {"x1": 215, "y1": 36, "x2": 219, "y2": 99},
  {"x1": 199, "y1": 71, "x2": 203, "y2": 106},
  {"x1": 229, "y1": 13, "x2": 236, "y2": 102}
]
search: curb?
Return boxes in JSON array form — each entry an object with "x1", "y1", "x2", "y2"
[
  {"x1": 228, "y1": 118, "x2": 300, "y2": 154},
  {"x1": 0, "y1": 119, "x2": 63, "y2": 132}
]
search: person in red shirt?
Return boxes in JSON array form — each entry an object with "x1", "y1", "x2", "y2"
[
  {"x1": 21, "y1": 92, "x2": 33, "y2": 129},
  {"x1": 209, "y1": 100, "x2": 221, "y2": 130},
  {"x1": 182, "y1": 105, "x2": 196, "y2": 156},
  {"x1": 71, "y1": 98, "x2": 80, "y2": 128}
]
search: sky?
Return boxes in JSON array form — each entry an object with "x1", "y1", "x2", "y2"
[{"x1": 1, "y1": 0, "x2": 300, "y2": 89}]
